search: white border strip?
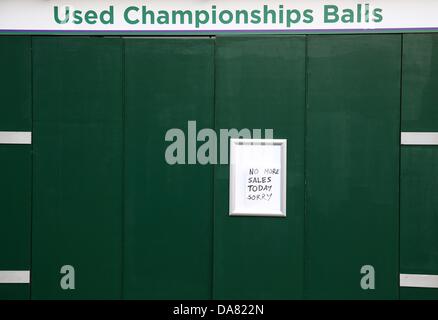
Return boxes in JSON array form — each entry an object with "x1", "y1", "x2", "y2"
[
  {"x1": 400, "y1": 273, "x2": 438, "y2": 288},
  {"x1": 0, "y1": 131, "x2": 32, "y2": 144},
  {"x1": 401, "y1": 132, "x2": 438, "y2": 145},
  {"x1": 0, "y1": 271, "x2": 30, "y2": 284}
]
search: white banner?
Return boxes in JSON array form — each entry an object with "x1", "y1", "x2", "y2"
[{"x1": 0, "y1": 0, "x2": 438, "y2": 34}]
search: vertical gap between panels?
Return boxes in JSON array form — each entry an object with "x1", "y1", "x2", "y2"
[
  {"x1": 121, "y1": 37, "x2": 126, "y2": 300},
  {"x1": 303, "y1": 34, "x2": 310, "y2": 300},
  {"x1": 398, "y1": 33, "x2": 404, "y2": 299},
  {"x1": 29, "y1": 35, "x2": 34, "y2": 301},
  {"x1": 211, "y1": 36, "x2": 217, "y2": 301}
]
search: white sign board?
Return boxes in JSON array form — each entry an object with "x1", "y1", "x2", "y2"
[
  {"x1": 1, "y1": 0, "x2": 438, "y2": 34},
  {"x1": 229, "y1": 139, "x2": 287, "y2": 217}
]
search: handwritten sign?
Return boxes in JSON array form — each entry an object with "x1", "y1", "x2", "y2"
[{"x1": 229, "y1": 139, "x2": 287, "y2": 217}]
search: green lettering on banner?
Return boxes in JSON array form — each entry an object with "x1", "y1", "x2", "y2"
[
  {"x1": 124, "y1": 6, "x2": 139, "y2": 25},
  {"x1": 54, "y1": 6, "x2": 69, "y2": 24},
  {"x1": 50, "y1": 3, "x2": 385, "y2": 29},
  {"x1": 324, "y1": 5, "x2": 339, "y2": 23}
]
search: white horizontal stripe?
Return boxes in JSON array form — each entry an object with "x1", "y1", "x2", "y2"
[
  {"x1": 401, "y1": 132, "x2": 438, "y2": 145},
  {"x1": 0, "y1": 271, "x2": 30, "y2": 284},
  {"x1": 400, "y1": 273, "x2": 438, "y2": 288},
  {"x1": 0, "y1": 131, "x2": 32, "y2": 144}
]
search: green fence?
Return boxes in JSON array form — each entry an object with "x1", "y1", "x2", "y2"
[{"x1": 0, "y1": 34, "x2": 437, "y2": 299}]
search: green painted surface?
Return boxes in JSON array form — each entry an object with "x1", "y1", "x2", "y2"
[
  {"x1": 123, "y1": 39, "x2": 214, "y2": 299},
  {"x1": 306, "y1": 35, "x2": 401, "y2": 299},
  {"x1": 0, "y1": 34, "x2": 438, "y2": 300},
  {"x1": 400, "y1": 147, "x2": 438, "y2": 276},
  {"x1": 31, "y1": 37, "x2": 123, "y2": 299},
  {"x1": 0, "y1": 147, "x2": 31, "y2": 300},
  {"x1": 402, "y1": 34, "x2": 438, "y2": 132},
  {"x1": 401, "y1": 287, "x2": 438, "y2": 300},
  {"x1": 0, "y1": 37, "x2": 31, "y2": 130},
  {"x1": 0, "y1": 285, "x2": 30, "y2": 300},
  {"x1": 400, "y1": 34, "x2": 438, "y2": 299},
  {"x1": 213, "y1": 36, "x2": 305, "y2": 299},
  {"x1": 0, "y1": 37, "x2": 31, "y2": 300}
]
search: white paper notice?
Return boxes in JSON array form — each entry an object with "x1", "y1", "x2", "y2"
[{"x1": 229, "y1": 139, "x2": 286, "y2": 217}]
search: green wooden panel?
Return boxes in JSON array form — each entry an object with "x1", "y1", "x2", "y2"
[
  {"x1": 401, "y1": 287, "x2": 438, "y2": 300},
  {"x1": 400, "y1": 33, "x2": 438, "y2": 300},
  {"x1": 0, "y1": 285, "x2": 29, "y2": 300},
  {"x1": 306, "y1": 35, "x2": 401, "y2": 299},
  {"x1": 0, "y1": 36, "x2": 31, "y2": 300},
  {"x1": 124, "y1": 39, "x2": 214, "y2": 299},
  {"x1": 401, "y1": 147, "x2": 438, "y2": 276},
  {"x1": 0, "y1": 147, "x2": 31, "y2": 300},
  {"x1": 213, "y1": 36, "x2": 305, "y2": 299},
  {"x1": 402, "y1": 34, "x2": 438, "y2": 132},
  {"x1": 31, "y1": 37, "x2": 123, "y2": 299},
  {"x1": 0, "y1": 37, "x2": 31, "y2": 130}
]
